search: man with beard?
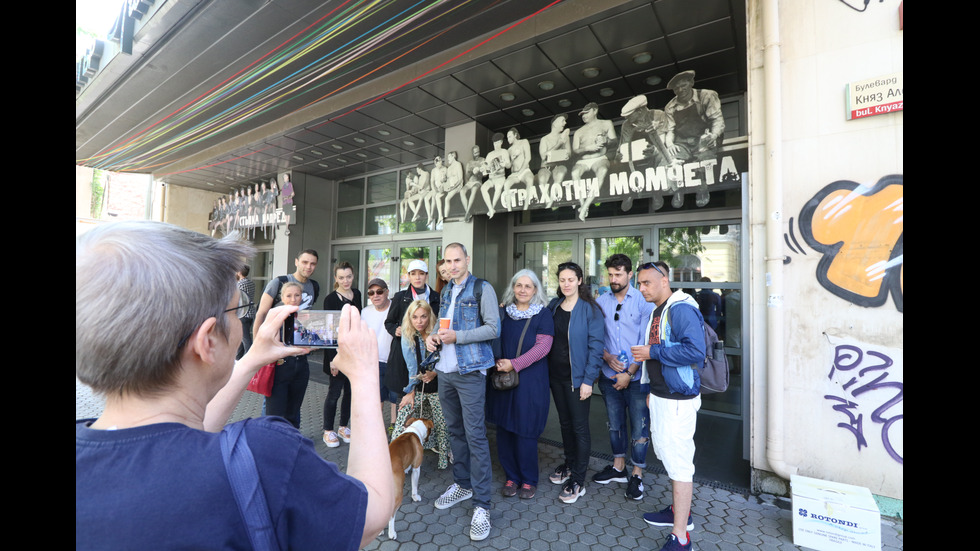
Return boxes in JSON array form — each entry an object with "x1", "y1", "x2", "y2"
[{"x1": 592, "y1": 254, "x2": 654, "y2": 501}]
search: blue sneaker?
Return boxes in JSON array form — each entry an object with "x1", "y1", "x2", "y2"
[
  {"x1": 643, "y1": 505, "x2": 694, "y2": 531},
  {"x1": 659, "y1": 533, "x2": 692, "y2": 550}
]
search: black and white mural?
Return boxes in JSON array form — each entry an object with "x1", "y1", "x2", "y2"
[
  {"x1": 210, "y1": 174, "x2": 295, "y2": 238},
  {"x1": 405, "y1": 70, "x2": 745, "y2": 226}
]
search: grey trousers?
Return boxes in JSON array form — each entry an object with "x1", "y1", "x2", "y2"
[{"x1": 438, "y1": 369, "x2": 492, "y2": 510}]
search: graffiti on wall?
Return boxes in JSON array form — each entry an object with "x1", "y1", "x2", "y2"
[
  {"x1": 824, "y1": 340, "x2": 903, "y2": 465},
  {"x1": 797, "y1": 175, "x2": 903, "y2": 312}
]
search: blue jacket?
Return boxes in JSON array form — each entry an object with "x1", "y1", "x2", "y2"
[
  {"x1": 641, "y1": 290, "x2": 705, "y2": 396},
  {"x1": 438, "y1": 274, "x2": 498, "y2": 374},
  {"x1": 548, "y1": 296, "x2": 605, "y2": 389}
]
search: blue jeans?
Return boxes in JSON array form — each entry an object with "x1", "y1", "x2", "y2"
[{"x1": 597, "y1": 377, "x2": 650, "y2": 469}]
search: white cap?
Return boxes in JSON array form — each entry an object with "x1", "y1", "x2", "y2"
[
  {"x1": 621, "y1": 95, "x2": 648, "y2": 117},
  {"x1": 407, "y1": 259, "x2": 429, "y2": 273}
]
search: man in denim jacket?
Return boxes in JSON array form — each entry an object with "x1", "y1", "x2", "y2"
[
  {"x1": 426, "y1": 242, "x2": 499, "y2": 541},
  {"x1": 632, "y1": 261, "x2": 706, "y2": 551}
]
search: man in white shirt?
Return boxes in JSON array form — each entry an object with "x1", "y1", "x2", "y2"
[{"x1": 362, "y1": 278, "x2": 395, "y2": 427}]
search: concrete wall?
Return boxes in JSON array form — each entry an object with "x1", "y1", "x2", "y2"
[
  {"x1": 163, "y1": 185, "x2": 224, "y2": 235},
  {"x1": 747, "y1": 0, "x2": 903, "y2": 499}
]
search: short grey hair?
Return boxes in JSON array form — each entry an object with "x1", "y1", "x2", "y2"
[
  {"x1": 76, "y1": 221, "x2": 254, "y2": 398},
  {"x1": 500, "y1": 269, "x2": 548, "y2": 307}
]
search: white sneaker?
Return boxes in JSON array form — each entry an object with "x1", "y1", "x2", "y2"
[
  {"x1": 434, "y1": 483, "x2": 473, "y2": 510},
  {"x1": 470, "y1": 506, "x2": 491, "y2": 541}
]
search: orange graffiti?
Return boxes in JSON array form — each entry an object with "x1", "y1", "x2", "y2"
[{"x1": 799, "y1": 176, "x2": 903, "y2": 311}]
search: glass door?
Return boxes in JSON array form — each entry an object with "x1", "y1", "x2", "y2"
[
  {"x1": 656, "y1": 223, "x2": 743, "y2": 416},
  {"x1": 519, "y1": 237, "x2": 573, "y2": 298}
]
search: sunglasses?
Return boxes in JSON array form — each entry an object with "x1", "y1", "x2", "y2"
[
  {"x1": 639, "y1": 262, "x2": 667, "y2": 279},
  {"x1": 367, "y1": 288, "x2": 387, "y2": 296}
]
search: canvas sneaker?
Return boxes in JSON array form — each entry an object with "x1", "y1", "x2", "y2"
[
  {"x1": 558, "y1": 480, "x2": 586, "y2": 504},
  {"x1": 434, "y1": 483, "x2": 474, "y2": 510},
  {"x1": 549, "y1": 464, "x2": 571, "y2": 485},
  {"x1": 625, "y1": 474, "x2": 644, "y2": 500},
  {"x1": 470, "y1": 506, "x2": 491, "y2": 541},
  {"x1": 643, "y1": 505, "x2": 694, "y2": 531},
  {"x1": 659, "y1": 532, "x2": 692, "y2": 551},
  {"x1": 592, "y1": 464, "x2": 628, "y2": 484}
]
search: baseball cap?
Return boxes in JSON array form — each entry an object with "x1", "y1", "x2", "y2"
[
  {"x1": 407, "y1": 259, "x2": 429, "y2": 273},
  {"x1": 579, "y1": 102, "x2": 598, "y2": 114},
  {"x1": 367, "y1": 278, "x2": 387, "y2": 290}
]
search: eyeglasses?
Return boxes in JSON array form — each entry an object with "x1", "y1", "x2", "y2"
[
  {"x1": 225, "y1": 301, "x2": 254, "y2": 315},
  {"x1": 176, "y1": 302, "x2": 253, "y2": 349},
  {"x1": 367, "y1": 289, "x2": 387, "y2": 296},
  {"x1": 639, "y1": 262, "x2": 667, "y2": 279}
]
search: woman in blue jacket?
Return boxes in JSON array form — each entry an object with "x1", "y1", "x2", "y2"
[{"x1": 546, "y1": 261, "x2": 605, "y2": 504}]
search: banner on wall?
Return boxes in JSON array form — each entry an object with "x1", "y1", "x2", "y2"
[
  {"x1": 403, "y1": 70, "x2": 747, "y2": 225},
  {"x1": 209, "y1": 174, "x2": 296, "y2": 239}
]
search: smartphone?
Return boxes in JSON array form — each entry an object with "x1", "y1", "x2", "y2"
[{"x1": 281, "y1": 310, "x2": 342, "y2": 348}]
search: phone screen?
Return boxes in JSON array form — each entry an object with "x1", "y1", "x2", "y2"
[{"x1": 281, "y1": 310, "x2": 342, "y2": 348}]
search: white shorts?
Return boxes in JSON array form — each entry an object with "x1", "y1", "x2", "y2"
[{"x1": 648, "y1": 393, "x2": 700, "y2": 482}]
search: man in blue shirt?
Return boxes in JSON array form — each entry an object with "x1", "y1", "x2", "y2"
[{"x1": 593, "y1": 254, "x2": 654, "y2": 500}]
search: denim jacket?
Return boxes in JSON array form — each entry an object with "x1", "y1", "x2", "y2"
[
  {"x1": 438, "y1": 274, "x2": 498, "y2": 374},
  {"x1": 400, "y1": 334, "x2": 427, "y2": 394}
]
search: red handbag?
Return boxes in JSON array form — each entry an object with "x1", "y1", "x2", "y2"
[{"x1": 246, "y1": 362, "x2": 276, "y2": 396}]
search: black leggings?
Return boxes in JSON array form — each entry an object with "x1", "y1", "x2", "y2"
[
  {"x1": 549, "y1": 377, "x2": 592, "y2": 485},
  {"x1": 323, "y1": 370, "x2": 351, "y2": 431}
]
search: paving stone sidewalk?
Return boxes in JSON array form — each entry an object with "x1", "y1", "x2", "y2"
[{"x1": 77, "y1": 378, "x2": 903, "y2": 550}]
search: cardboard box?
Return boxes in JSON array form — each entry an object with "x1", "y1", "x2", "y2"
[{"x1": 791, "y1": 475, "x2": 881, "y2": 551}]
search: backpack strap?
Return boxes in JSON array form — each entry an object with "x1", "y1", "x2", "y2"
[{"x1": 220, "y1": 422, "x2": 280, "y2": 551}]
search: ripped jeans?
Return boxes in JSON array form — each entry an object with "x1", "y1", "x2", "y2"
[{"x1": 597, "y1": 377, "x2": 650, "y2": 469}]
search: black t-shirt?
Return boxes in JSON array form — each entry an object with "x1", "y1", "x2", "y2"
[{"x1": 548, "y1": 306, "x2": 572, "y2": 382}]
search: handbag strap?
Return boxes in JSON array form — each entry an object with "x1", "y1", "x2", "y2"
[
  {"x1": 514, "y1": 316, "x2": 533, "y2": 357},
  {"x1": 220, "y1": 421, "x2": 280, "y2": 551}
]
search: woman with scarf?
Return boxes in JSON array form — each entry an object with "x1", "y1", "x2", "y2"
[{"x1": 486, "y1": 269, "x2": 554, "y2": 500}]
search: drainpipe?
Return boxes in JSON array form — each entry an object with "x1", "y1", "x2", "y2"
[{"x1": 763, "y1": 0, "x2": 796, "y2": 481}]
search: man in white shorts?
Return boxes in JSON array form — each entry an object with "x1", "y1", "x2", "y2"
[{"x1": 631, "y1": 261, "x2": 706, "y2": 551}]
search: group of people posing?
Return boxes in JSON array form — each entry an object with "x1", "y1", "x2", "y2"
[
  {"x1": 250, "y1": 244, "x2": 708, "y2": 551},
  {"x1": 77, "y1": 222, "x2": 709, "y2": 551}
]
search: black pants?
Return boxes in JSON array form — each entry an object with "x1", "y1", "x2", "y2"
[
  {"x1": 323, "y1": 370, "x2": 351, "y2": 431},
  {"x1": 549, "y1": 377, "x2": 592, "y2": 485}
]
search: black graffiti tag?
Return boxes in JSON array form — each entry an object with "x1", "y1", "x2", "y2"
[{"x1": 825, "y1": 344, "x2": 903, "y2": 464}]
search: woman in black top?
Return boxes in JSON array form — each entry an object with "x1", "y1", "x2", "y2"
[{"x1": 322, "y1": 261, "x2": 362, "y2": 448}]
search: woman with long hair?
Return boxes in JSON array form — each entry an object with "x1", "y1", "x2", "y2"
[
  {"x1": 487, "y1": 269, "x2": 554, "y2": 499},
  {"x1": 546, "y1": 261, "x2": 604, "y2": 504},
  {"x1": 322, "y1": 261, "x2": 362, "y2": 448},
  {"x1": 390, "y1": 299, "x2": 449, "y2": 469}
]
